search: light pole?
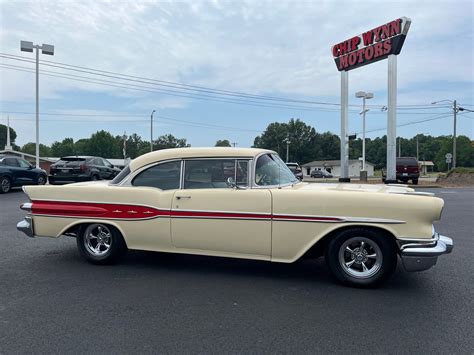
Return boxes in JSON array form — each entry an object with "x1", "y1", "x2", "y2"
[
  {"x1": 432, "y1": 100, "x2": 459, "y2": 168},
  {"x1": 416, "y1": 132, "x2": 429, "y2": 161},
  {"x1": 150, "y1": 109, "x2": 156, "y2": 152},
  {"x1": 355, "y1": 91, "x2": 373, "y2": 172},
  {"x1": 283, "y1": 138, "x2": 291, "y2": 163},
  {"x1": 20, "y1": 40, "x2": 54, "y2": 168}
]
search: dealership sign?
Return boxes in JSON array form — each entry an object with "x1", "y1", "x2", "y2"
[{"x1": 332, "y1": 17, "x2": 411, "y2": 71}]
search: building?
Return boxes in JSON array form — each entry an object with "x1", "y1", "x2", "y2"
[
  {"x1": 418, "y1": 161, "x2": 434, "y2": 175},
  {"x1": 301, "y1": 159, "x2": 375, "y2": 178}
]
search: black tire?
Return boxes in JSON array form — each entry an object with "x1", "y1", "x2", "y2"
[
  {"x1": 0, "y1": 176, "x2": 11, "y2": 193},
  {"x1": 37, "y1": 174, "x2": 47, "y2": 185},
  {"x1": 412, "y1": 178, "x2": 418, "y2": 185},
  {"x1": 91, "y1": 174, "x2": 100, "y2": 181},
  {"x1": 325, "y1": 228, "x2": 397, "y2": 288},
  {"x1": 76, "y1": 223, "x2": 127, "y2": 265}
]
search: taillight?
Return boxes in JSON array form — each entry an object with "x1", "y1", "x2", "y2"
[{"x1": 79, "y1": 164, "x2": 86, "y2": 172}]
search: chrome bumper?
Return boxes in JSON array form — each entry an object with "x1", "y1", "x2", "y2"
[
  {"x1": 398, "y1": 231, "x2": 453, "y2": 272},
  {"x1": 17, "y1": 216, "x2": 35, "y2": 238}
]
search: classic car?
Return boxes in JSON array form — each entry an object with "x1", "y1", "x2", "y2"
[{"x1": 17, "y1": 148, "x2": 453, "y2": 287}]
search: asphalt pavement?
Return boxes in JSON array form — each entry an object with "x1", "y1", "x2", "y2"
[{"x1": 0, "y1": 187, "x2": 473, "y2": 354}]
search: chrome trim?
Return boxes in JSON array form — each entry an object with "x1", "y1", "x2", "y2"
[
  {"x1": 20, "y1": 202, "x2": 33, "y2": 212},
  {"x1": 398, "y1": 227, "x2": 453, "y2": 272},
  {"x1": 17, "y1": 216, "x2": 35, "y2": 238},
  {"x1": 389, "y1": 191, "x2": 435, "y2": 197}
]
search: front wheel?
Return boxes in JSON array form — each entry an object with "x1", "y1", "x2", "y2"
[
  {"x1": 77, "y1": 223, "x2": 127, "y2": 265},
  {"x1": 37, "y1": 174, "x2": 47, "y2": 185},
  {"x1": 325, "y1": 228, "x2": 397, "y2": 287}
]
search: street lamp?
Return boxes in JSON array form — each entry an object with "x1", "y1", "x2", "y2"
[
  {"x1": 150, "y1": 109, "x2": 156, "y2": 152},
  {"x1": 20, "y1": 40, "x2": 54, "y2": 168},
  {"x1": 355, "y1": 91, "x2": 373, "y2": 172},
  {"x1": 432, "y1": 99, "x2": 458, "y2": 168},
  {"x1": 283, "y1": 137, "x2": 291, "y2": 163}
]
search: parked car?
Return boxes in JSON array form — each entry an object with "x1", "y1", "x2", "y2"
[
  {"x1": 382, "y1": 157, "x2": 420, "y2": 185},
  {"x1": 0, "y1": 155, "x2": 47, "y2": 193},
  {"x1": 286, "y1": 162, "x2": 303, "y2": 180},
  {"x1": 49, "y1": 156, "x2": 121, "y2": 185},
  {"x1": 311, "y1": 169, "x2": 333, "y2": 178},
  {"x1": 17, "y1": 148, "x2": 452, "y2": 287}
]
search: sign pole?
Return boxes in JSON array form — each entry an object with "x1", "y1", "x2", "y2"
[
  {"x1": 386, "y1": 54, "x2": 397, "y2": 183},
  {"x1": 339, "y1": 70, "x2": 350, "y2": 182}
]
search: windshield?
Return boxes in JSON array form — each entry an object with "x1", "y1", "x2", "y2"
[{"x1": 255, "y1": 153, "x2": 298, "y2": 186}]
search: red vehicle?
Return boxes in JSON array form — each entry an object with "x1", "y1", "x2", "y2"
[{"x1": 383, "y1": 157, "x2": 420, "y2": 185}]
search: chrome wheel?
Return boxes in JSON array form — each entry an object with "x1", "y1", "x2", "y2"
[
  {"x1": 84, "y1": 224, "x2": 113, "y2": 257},
  {"x1": 338, "y1": 237, "x2": 383, "y2": 279},
  {"x1": 1, "y1": 177, "x2": 11, "y2": 193}
]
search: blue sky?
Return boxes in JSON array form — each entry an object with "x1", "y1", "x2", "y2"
[{"x1": 0, "y1": 0, "x2": 473, "y2": 148}]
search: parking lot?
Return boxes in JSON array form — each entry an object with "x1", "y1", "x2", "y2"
[{"x1": 0, "y1": 187, "x2": 473, "y2": 353}]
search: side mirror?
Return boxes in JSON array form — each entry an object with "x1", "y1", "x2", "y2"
[
  {"x1": 226, "y1": 177, "x2": 236, "y2": 188},
  {"x1": 28, "y1": 165, "x2": 33, "y2": 170}
]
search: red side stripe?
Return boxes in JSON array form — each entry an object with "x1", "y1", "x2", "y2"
[{"x1": 30, "y1": 201, "x2": 342, "y2": 222}]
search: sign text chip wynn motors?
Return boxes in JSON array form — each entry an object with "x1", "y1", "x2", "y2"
[{"x1": 332, "y1": 17, "x2": 411, "y2": 71}]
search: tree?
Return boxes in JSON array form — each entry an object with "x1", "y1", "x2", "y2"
[
  {"x1": 74, "y1": 139, "x2": 90, "y2": 155},
  {"x1": 215, "y1": 139, "x2": 231, "y2": 147},
  {"x1": 86, "y1": 130, "x2": 122, "y2": 158},
  {"x1": 21, "y1": 142, "x2": 51, "y2": 157},
  {"x1": 121, "y1": 133, "x2": 149, "y2": 159},
  {"x1": 149, "y1": 134, "x2": 189, "y2": 154},
  {"x1": 51, "y1": 138, "x2": 75, "y2": 157},
  {"x1": 253, "y1": 119, "x2": 321, "y2": 164},
  {"x1": 0, "y1": 124, "x2": 17, "y2": 149}
]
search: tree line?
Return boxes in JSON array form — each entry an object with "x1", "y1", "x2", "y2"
[{"x1": 1, "y1": 120, "x2": 473, "y2": 171}]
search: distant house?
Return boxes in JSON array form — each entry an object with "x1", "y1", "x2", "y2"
[
  {"x1": 301, "y1": 159, "x2": 375, "y2": 178},
  {"x1": 418, "y1": 161, "x2": 434, "y2": 175}
]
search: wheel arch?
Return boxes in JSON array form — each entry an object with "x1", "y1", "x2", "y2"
[
  {"x1": 59, "y1": 220, "x2": 129, "y2": 247},
  {"x1": 299, "y1": 224, "x2": 399, "y2": 260}
]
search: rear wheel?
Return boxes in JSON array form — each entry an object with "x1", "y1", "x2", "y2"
[
  {"x1": 91, "y1": 174, "x2": 100, "y2": 181},
  {"x1": 412, "y1": 178, "x2": 418, "y2": 185},
  {"x1": 325, "y1": 228, "x2": 397, "y2": 287},
  {"x1": 77, "y1": 223, "x2": 127, "y2": 264},
  {"x1": 0, "y1": 176, "x2": 11, "y2": 193}
]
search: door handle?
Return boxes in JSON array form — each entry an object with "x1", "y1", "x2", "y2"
[{"x1": 176, "y1": 195, "x2": 191, "y2": 200}]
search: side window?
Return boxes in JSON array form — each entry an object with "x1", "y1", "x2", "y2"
[
  {"x1": 17, "y1": 159, "x2": 31, "y2": 168},
  {"x1": 132, "y1": 161, "x2": 181, "y2": 190},
  {"x1": 94, "y1": 159, "x2": 104, "y2": 166},
  {"x1": 4, "y1": 158, "x2": 19, "y2": 167},
  {"x1": 184, "y1": 159, "x2": 249, "y2": 189},
  {"x1": 103, "y1": 159, "x2": 112, "y2": 167}
]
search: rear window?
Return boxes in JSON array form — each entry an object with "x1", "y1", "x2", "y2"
[
  {"x1": 55, "y1": 158, "x2": 87, "y2": 166},
  {"x1": 397, "y1": 158, "x2": 418, "y2": 166},
  {"x1": 110, "y1": 165, "x2": 130, "y2": 184}
]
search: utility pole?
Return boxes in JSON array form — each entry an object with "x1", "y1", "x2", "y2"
[
  {"x1": 150, "y1": 109, "x2": 156, "y2": 152},
  {"x1": 453, "y1": 100, "x2": 457, "y2": 168},
  {"x1": 122, "y1": 131, "x2": 127, "y2": 159},
  {"x1": 416, "y1": 135, "x2": 419, "y2": 161},
  {"x1": 283, "y1": 138, "x2": 291, "y2": 163},
  {"x1": 231, "y1": 142, "x2": 238, "y2": 147},
  {"x1": 398, "y1": 137, "x2": 401, "y2": 157},
  {"x1": 355, "y1": 91, "x2": 373, "y2": 172},
  {"x1": 20, "y1": 40, "x2": 54, "y2": 167}
]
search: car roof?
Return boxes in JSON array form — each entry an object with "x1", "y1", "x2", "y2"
[
  {"x1": 130, "y1": 147, "x2": 275, "y2": 172},
  {"x1": 60, "y1": 156, "x2": 95, "y2": 159}
]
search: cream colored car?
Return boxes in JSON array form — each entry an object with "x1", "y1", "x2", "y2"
[{"x1": 17, "y1": 148, "x2": 453, "y2": 287}]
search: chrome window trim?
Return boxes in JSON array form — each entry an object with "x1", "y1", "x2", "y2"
[
  {"x1": 182, "y1": 157, "x2": 252, "y2": 190},
  {"x1": 119, "y1": 158, "x2": 182, "y2": 190}
]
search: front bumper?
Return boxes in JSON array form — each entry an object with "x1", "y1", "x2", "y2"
[
  {"x1": 398, "y1": 231, "x2": 453, "y2": 272},
  {"x1": 17, "y1": 216, "x2": 35, "y2": 238}
]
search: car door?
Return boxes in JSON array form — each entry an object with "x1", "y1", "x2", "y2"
[
  {"x1": 102, "y1": 159, "x2": 115, "y2": 179},
  {"x1": 17, "y1": 158, "x2": 37, "y2": 184},
  {"x1": 3, "y1": 157, "x2": 24, "y2": 185},
  {"x1": 93, "y1": 158, "x2": 107, "y2": 179},
  {"x1": 171, "y1": 158, "x2": 272, "y2": 259}
]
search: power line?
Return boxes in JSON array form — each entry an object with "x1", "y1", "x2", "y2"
[{"x1": 1, "y1": 52, "x2": 462, "y2": 110}]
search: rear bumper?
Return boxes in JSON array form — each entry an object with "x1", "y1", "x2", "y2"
[
  {"x1": 17, "y1": 216, "x2": 35, "y2": 238},
  {"x1": 398, "y1": 230, "x2": 453, "y2": 272}
]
